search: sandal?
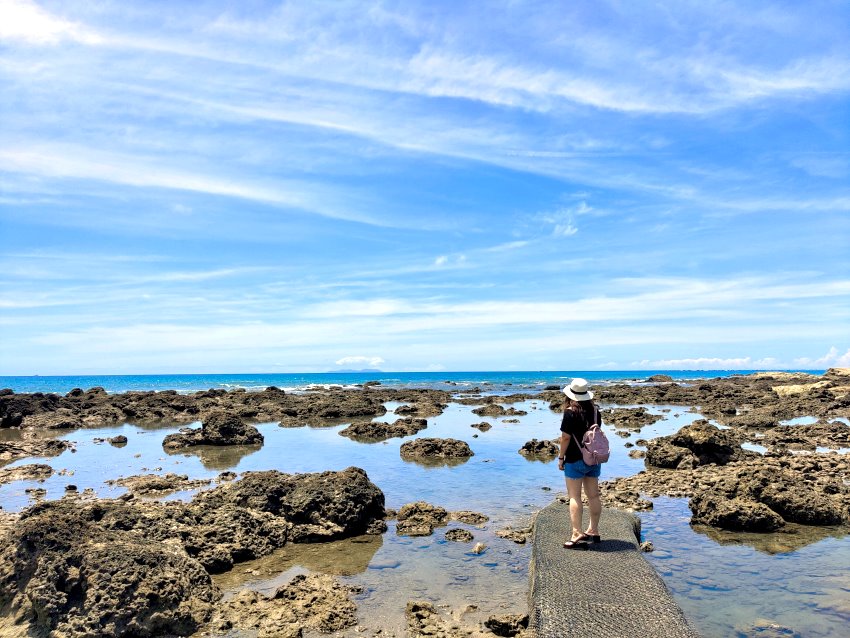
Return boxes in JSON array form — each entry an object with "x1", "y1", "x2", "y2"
[
  {"x1": 583, "y1": 533, "x2": 602, "y2": 543},
  {"x1": 563, "y1": 539, "x2": 588, "y2": 549}
]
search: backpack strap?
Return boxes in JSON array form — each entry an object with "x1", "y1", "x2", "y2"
[{"x1": 569, "y1": 404, "x2": 597, "y2": 451}]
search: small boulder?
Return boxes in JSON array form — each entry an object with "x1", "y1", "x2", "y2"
[
  {"x1": 690, "y1": 494, "x2": 785, "y2": 532},
  {"x1": 396, "y1": 501, "x2": 449, "y2": 536},
  {"x1": 445, "y1": 528, "x2": 474, "y2": 542},
  {"x1": 399, "y1": 438, "x2": 473, "y2": 460},
  {"x1": 518, "y1": 438, "x2": 560, "y2": 458},
  {"x1": 163, "y1": 411, "x2": 263, "y2": 450}
]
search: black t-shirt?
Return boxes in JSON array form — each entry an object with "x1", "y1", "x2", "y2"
[{"x1": 559, "y1": 403, "x2": 602, "y2": 463}]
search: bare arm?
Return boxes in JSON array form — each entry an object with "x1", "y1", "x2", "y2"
[{"x1": 558, "y1": 431, "x2": 568, "y2": 469}]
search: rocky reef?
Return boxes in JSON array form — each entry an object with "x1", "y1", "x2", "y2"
[
  {"x1": 0, "y1": 467, "x2": 385, "y2": 637},
  {"x1": 0, "y1": 386, "x2": 454, "y2": 430}
]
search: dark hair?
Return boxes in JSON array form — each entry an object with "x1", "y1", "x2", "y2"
[{"x1": 564, "y1": 398, "x2": 595, "y2": 415}]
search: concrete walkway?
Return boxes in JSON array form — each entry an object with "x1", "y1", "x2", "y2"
[{"x1": 529, "y1": 501, "x2": 700, "y2": 638}]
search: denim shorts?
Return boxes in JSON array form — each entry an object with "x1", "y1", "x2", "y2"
[{"x1": 563, "y1": 459, "x2": 602, "y2": 479}]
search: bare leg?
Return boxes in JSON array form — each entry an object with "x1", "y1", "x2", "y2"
[
  {"x1": 565, "y1": 477, "x2": 585, "y2": 541},
  {"x1": 583, "y1": 476, "x2": 601, "y2": 535}
]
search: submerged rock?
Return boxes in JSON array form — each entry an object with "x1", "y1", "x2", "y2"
[
  {"x1": 485, "y1": 613, "x2": 529, "y2": 637},
  {"x1": 396, "y1": 501, "x2": 449, "y2": 536},
  {"x1": 106, "y1": 473, "x2": 213, "y2": 497},
  {"x1": 0, "y1": 438, "x2": 72, "y2": 466},
  {"x1": 0, "y1": 463, "x2": 53, "y2": 485},
  {"x1": 445, "y1": 528, "x2": 474, "y2": 542},
  {"x1": 208, "y1": 573, "x2": 360, "y2": 637},
  {"x1": 451, "y1": 510, "x2": 489, "y2": 525},
  {"x1": 496, "y1": 526, "x2": 533, "y2": 544}
]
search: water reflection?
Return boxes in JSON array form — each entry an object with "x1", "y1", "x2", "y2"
[
  {"x1": 163, "y1": 443, "x2": 263, "y2": 471},
  {"x1": 400, "y1": 455, "x2": 472, "y2": 468},
  {"x1": 692, "y1": 522, "x2": 849, "y2": 554},
  {"x1": 214, "y1": 534, "x2": 384, "y2": 596},
  {"x1": 1, "y1": 398, "x2": 848, "y2": 638}
]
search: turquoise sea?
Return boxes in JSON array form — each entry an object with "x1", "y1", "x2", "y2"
[
  {"x1": 0, "y1": 369, "x2": 823, "y2": 394},
  {"x1": 1, "y1": 369, "x2": 847, "y2": 637}
]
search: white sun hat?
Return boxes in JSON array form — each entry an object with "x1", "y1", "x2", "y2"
[{"x1": 563, "y1": 378, "x2": 593, "y2": 401}]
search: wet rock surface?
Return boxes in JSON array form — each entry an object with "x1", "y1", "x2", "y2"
[
  {"x1": 472, "y1": 404, "x2": 527, "y2": 418},
  {"x1": 604, "y1": 451, "x2": 850, "y2": 531},
  {"x1": 451, "y1": 510, "x2": 489, "y2": 525},
  {"x1": 4, "y1": 369, "x2": 847, "y2": 438},
  {"x1": 105, "y1": 473, "x2": 214, "y2": 497},
  {"x1": 603, "y1": 406, "x2": 662, "y2": 430},
  {"x1": 0, "y1": 499, "x2": 219, "y2": 638},
  {"x1": 405, "y1": 601, "x2": 528, "y2": 638},
  {"x1": 395, "y1": 401, "x2": 447, "y2": 418},
  {"x1": 0, "y1": 463, "x2": 53, "y2": 485},
  {"x1": 445, "y1": 528, "x2": 474, "y2": 542},
  {"x1": 1, "y1": 386, "x2": 456, "y2": 430},
  {"x1": 495, "y1": 526, "x2": 533, "y2": 544},
  {"x1": 162, "y1": 410, "x2": 264, "y2": 449},
  {"x1": 484, "y1": 613, "x2": 529, "y2": 637},
  {"x1": 0, "y1": 437, "x2": 72, "y2": 466},
  {"x1": 645, "y1": 420, "x2": 754, "y2": 468},
  {"x1": 752, "y1": 419, "x2": 850, "y2": 451},
  {"x1": 208, "y1": 573, "x2": 360, "y2": 637},
  {"x1": 0, "y1": 467, "x2": 385, "y2": 637},
  {"x1": 396, "y1": 501, "x2": 449, "y2": 536},
  {"x1": 471, "y1": 421, "x2": 493, "y2": 432},
  {"x1": 400, "y1": 437, "x2": 474, "y2": 461},
  {"x1": 339, "y1": 417, "x2": 427, "y2": 441}
]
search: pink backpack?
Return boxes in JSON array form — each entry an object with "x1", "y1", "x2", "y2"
[{"x1": 571, "y1": 407, "x2": 610, "y2": 465}]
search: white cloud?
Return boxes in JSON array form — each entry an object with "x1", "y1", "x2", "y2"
[
  {"x1": 334, "y1": 355, "x2": 385, "y2": 368},
  {"x1": 633, "y1": 357, "x2": 767, "y2": 370},
  {"x1": 635, "y1": 348, "x2": 850, "y2": 371},
  {"x1": 538, "y1": 203, "x2": 590, "y2": 237},
  {"x1": 0, "y1": 0, "x2": 101, "y2": 44},
  {"x1": 794, "y1": 347, "x2": 850, "y2": 368},
  {"x1": 0, "y1": 146, "x2": 390, "y2": 227}
]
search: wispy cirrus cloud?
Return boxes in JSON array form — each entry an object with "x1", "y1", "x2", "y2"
[{"x1": 2, "y1": 1, "x2": 848, "y2": 373}]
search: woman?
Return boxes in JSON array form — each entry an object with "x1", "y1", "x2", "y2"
[{"x1": 558, "y1": 378, "x2": 603, "y2": 548}]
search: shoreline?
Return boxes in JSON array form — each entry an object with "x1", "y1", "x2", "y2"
[
  {"x1": 0, "y1": 368, "x2": 827, "y2": 396},
  {"x1": 0, "y1": 369, "x2": 848, "y2": 636}
]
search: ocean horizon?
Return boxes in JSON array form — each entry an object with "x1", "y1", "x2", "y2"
[{"x1": 0, "y1": 369, "x2": 826, "y2": 395}]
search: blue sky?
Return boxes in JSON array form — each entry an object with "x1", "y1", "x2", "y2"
[{"x1": 1, "y1": 0, "x2": 849, "y2": 374}]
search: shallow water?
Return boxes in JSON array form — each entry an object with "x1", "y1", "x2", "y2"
[{"x1": 1, "y1": 398, "x2": 848, "y2": 637}]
